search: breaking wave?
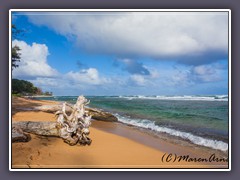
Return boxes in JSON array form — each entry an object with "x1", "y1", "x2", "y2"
[
  {"x1": 117, "y1": 95, "x2": 228, "y2": 101},
  {"x1": 115, "y1": 114, "x2": 228, "y2": 152}
]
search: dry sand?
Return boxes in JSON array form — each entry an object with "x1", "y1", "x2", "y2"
[{"x1": 11, "y1": 97, "x2": 228, "y2": 169}]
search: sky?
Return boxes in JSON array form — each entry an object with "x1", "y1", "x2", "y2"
[{"x1": 11, "y1": 11, "x2": 229, "y2": 96}]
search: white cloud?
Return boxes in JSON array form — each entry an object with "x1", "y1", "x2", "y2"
[
  {"x1": 12, "y1": 40, "x2": 58, "y2": 78},
  {"x1": 12, "y1": 40, "x2": 109, "y2": 87},
  {"x1": 65, "y1": 68, "x2": 110, "y2": 85},
  {"x1": 168, "y1": 62, "x2": 226, "y2": 86},
  {"x1": 30, "y1": 77, "x2": 59, "y2": 87},
  {"x1": 192, "y1": 65, "x2": 215, "y2": 76},
  {"x1": 170, "y1": 69, "x2": 193, "y2": 86},
  {"x1": 28, "y1": 68, "x2": 112, "y2": 95},
  {"x1": 22, "y1": 63, "x2": 226, "y2": 96},
  {"x1": 128, "y1": 66, "x2": 160, "y2": 86},
  {"x1": 129, "y1": 74, "x2": 146, "y2": 86},
  {"x1": 27, "y1": 12, "x2": 228, "y2": 63},
  {"x1": 191, "y1": 64, "x2": 223, "y2": 82}
]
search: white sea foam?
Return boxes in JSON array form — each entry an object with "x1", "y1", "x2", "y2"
[
  {"x1": 115, "y1": 114, "x2": 228, "y2": 152},
  {"x1": 117, "y1": 95, "x2": 228, "y2": 101}
]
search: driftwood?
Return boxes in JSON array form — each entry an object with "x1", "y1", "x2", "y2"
[
  {"x1": 12, "y1": 126, "x2": 31, "y2": 142},
  {"x1": 55, "y1": 96, "x2": 92, "y2": 146},
  {"x1": 34, "y1": 105, "x2": 118, "y2": 122},
  {"x1": 12, "y1": 96, "x2": 93, "y2": 146},
  {"x1": 87, "y1": 108, "x2": 118, "y2": 122},
  {"x1": 12, "y1": 121, "x2": 59, "y2": 136},
  {"x1": 34, "y1": 105, "x2": 72, "y2": 113}
]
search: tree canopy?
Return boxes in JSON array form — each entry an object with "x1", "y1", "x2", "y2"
[
  {"x1": 12, "y1": 25, "x2": 22, "y2": 70},
  {"x1": 12, "y1": 45, "x2": 21, "y2": 69},
  {"x1": 12, "y1": 79, "x2": 37, "y2": 95},
  {"x1": 12, "y1": 79, "x2": 53, "y2": 96}
]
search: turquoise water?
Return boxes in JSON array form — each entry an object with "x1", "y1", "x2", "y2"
[{"x1": 36, "y1": 95, "x2": 229, "y2": 151}]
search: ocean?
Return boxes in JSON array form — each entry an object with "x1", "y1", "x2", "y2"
[{"x1": 36, "y1": 95, "x2": 229, "y2": 152}]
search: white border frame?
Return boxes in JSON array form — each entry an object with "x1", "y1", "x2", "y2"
[{"x1": 9, "y1": 9, "x2": 231, "y2": 171}]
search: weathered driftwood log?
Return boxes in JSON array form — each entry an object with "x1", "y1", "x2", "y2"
[
  {"x1": 86, "y1": 108, "x2": 118, "y2": 122},
  {"x1": 12, "y1": 126, "x2": 31, "y2": 142},
  {"x1": 34, "y1": 105, "x2": 118, "y2": 122},
  {"x1": 34, "y1": 105, "x2": 72, "y2": 113},
  {"x1": 55, "y1": 96, "x2": 92, "y2": 146},
  {"x1": 12, "y1": 121, "x2": 59, "y2": 136},
  {"x1": 12, "y1": 121, "x2": 58, "y2": 143},
  {"x1": 12, "y1": 96, "x2": 94, "y2": 146}
]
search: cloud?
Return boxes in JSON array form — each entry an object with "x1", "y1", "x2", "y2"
[
  {"x1": 11, "y1": 40, "x2": 111, "y2": 93},
  {"x1": 26, "y1": 12, "x2": 228, "y2": 65},
  {"x1": 170, "y1": 69, "x2": 193, "y2": 87},
  {"x1": 30, "y1": 77, "x2": 59, "y2": 87},
  {"x1": 11, "y1": 41, "x2": 111, "y2": 91},
  {"x1": 25, "y1": 62, "x2": 226, "y2": 95},
  {"x1": 117, "y1": 59, "x2": 150, "y2": 75},
  {"x1": 65, "y1": 68, "x2": 110, "y2": 85},
  {"x1": 191, "y1": 64, "x2": 223, "y2": 82},
  {"x1": 12, "y1": 40, "x2": 58, "y2": 78},
  {"x1": 113, "y1": 58, "x2": 160, "y2": 86},
  {"x1": 169, "y1": 62, "x2": 227, "y2": 86},
  {"x1": 129, "y1": 74, "x2": 146, "y2": 86},
  {"x1": 28, "y1": 68, "x2": 112, "y2": 95},
  {"x1": 127, "y1": 65, "x2": 160, "y2": 86}
]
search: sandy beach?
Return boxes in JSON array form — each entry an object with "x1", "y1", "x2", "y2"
[{"x1": 11, "y1": 97, "x2": 228, "y2": 169}]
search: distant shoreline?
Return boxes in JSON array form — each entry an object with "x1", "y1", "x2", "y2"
[{"x1": 23, "y1": 95, "x2": 53, "y2": 98}]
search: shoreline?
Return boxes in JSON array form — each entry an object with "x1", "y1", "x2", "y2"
[
  {"x1": 35, "y1": 95, "x2": 228, "y2": 152},
  {"x1": 11, "y1": 97, "x2": 228, "y2": 169},
  {"x1": 92, "y1": 120, "x2": 228, "y2": 159},
  {"x1": 24, "y1": 95, "x2": 54, "y2": 98}
]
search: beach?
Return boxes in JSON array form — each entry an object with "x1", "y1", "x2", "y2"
[{"x1": 11, "y1": 97, "x2": 228, "y2": 169}]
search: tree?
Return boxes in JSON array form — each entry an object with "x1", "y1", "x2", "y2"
[
  {"x1": 12, "y1": 24, "x2": 24, "y2": 39},
  {"x1": 12, "y1": 79, "x2": 37, "y2": 95},
  {"x1": 36, "y1": 87, "x2": 43, "y2": 95},
  {"x1": 44, "y1": 91, "x2": 52, "y2": 96},
  {"x1": 12, "y1": 45, "x2": 21, "y2": 69},
  {"x1": 12, "y1": 25, "x2": 23, "y2": 70}
]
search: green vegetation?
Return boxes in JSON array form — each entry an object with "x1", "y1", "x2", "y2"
[
  {"x1": 12, "y1": 24, "x2": 24, "y2": 69},
  {"x1": 12, "y1": 79, "x2": 37, "y2": 95},
  {"x1": 12, "y1": 79, "x2": 53, "y2": 96},
  {"x1": 12, "y1": 45, "x2": 21, "y2": 69}
]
